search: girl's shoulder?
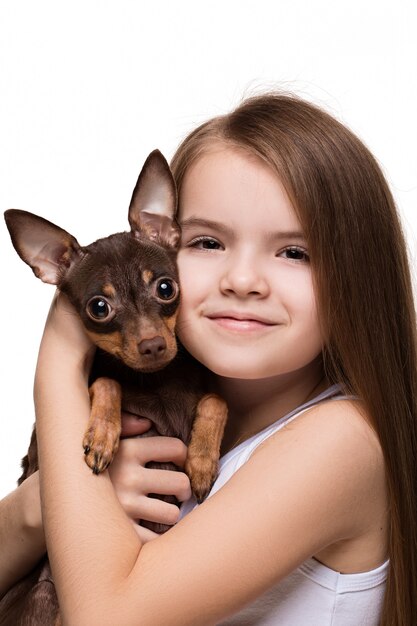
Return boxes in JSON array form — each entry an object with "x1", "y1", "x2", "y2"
[
  {"x1": 262, "y1": 395, "x2": 383, "y2": 458},
  {"x1": 259, "y1": 397, "x2": 385, "y2": 493},
  {"x1": 282, "y1": 397, "x2": 383, "y2": 462},
  {"x1": 252, "y1": 397, "x2": 388, "y2": 571}
]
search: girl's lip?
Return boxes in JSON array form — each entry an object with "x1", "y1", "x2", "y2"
[
  {"x1": 207, "y1": 312, "x2": 276, "y2": 325},
  {"x1": 206, "y1": 313, "x2": 277, "y2": 332}
]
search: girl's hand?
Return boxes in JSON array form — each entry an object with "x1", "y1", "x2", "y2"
[
  {"x1": 109, "y1": 413, "x2": 192, "y2": 543},
  {"x1": 0, "y1": 471, "x2": 46, "y2": 597}
]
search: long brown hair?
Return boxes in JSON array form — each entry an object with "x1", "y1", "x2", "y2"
[{"x1": 171, "y1": 93, "x2": 417, "y2": 625}]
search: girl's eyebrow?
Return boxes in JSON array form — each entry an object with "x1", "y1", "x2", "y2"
[
  {"x1": 179, "y1": 217, "x2": 233, "y2": 236},
  {"x1": 179, "y1": 216, "x2": 305, "y2": 241}
]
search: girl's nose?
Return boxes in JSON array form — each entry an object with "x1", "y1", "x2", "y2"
[{"x1": 219, "y1": 255, "x2": 269, "y2": 298}]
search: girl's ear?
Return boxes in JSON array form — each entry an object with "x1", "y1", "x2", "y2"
[
  {"x1": 4, "y1": 209, "x2": 81, "y2": 284},
  {"x1": 128, "y1": 149, "x2": 180, "y2": 249}
]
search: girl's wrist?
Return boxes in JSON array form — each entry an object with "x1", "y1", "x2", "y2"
[
  {"x1": 16, "y1": 473, "x2": 45, "y2": 546},
  {"x1": 0, "y1": 473, "x2": 46, "y2": 597},
  {"x1": 20, "y1": 474, "x2": 43, "y2": 533}
]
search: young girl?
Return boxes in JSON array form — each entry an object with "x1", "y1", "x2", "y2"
[{"x1": 2, "y1": 93, "x2": 417, "y2": 625}]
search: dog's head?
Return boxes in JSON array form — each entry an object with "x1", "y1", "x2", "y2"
[{"x1": 5, "y1": 150, "x2": 182, "y2": 372}]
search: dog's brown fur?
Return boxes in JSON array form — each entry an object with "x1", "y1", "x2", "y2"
[{"x1": 0, "y1": 151, "x2": 228, "y2": 625}]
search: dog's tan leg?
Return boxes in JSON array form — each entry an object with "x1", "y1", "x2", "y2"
[
  {"x1": 185, "y1": 394, "x2": 228, "y2": 503},
  {"x1": 83, "y1": 377, "x2": 122, "y2": 474}
]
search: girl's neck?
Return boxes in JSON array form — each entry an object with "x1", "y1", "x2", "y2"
[{"x1": 210, "y1": 358, "x2": 329, "y2": 455}]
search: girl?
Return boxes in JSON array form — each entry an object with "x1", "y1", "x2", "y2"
[{"x1": 2, "y1": 93, "x2": 417, "y2": 624}]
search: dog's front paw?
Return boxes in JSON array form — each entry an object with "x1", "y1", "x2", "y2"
[
  {"x1": 83, "y1": 420, "x2": 121, "y2": 474},
  {"x1": 185, "y1": 393, "x2": 227, "y2": 504},
  {"x1": 185, "y1": 453, "x2": 218, "y2": 504},
  {"x1": 84, "y1": 377, "x2": 122, "y2": 474}
]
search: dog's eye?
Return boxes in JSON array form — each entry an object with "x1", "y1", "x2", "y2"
[
  {"x1": 86, "y1": 297, "x2": 113, "y2": 322},
  {"x1": 154, "y1": 278, "x2": 179, "y2": 302}
]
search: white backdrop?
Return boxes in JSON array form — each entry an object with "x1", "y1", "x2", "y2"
[{"x1": 1, "y1": 0, "x2": 416, "y2": 497}]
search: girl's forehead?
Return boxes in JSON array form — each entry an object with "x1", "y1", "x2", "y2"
[
  {"x1": 178, "y1": 145, "x2": 302, "y2": 232},
  {"x1": 180, "y1": 142, "x2": 269, "y2": 187}
]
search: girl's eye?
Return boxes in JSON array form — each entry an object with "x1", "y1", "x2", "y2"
[
  {"x1": 279, "y1": 247, "x2": 310, "y2": 262},
  {"x1": 187, "y1": 236, "x2": 223, "y2": 250}
]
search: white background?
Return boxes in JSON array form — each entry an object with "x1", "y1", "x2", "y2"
[{"x1": 0, "y1": 0, "x2": 416, "y2": 497}]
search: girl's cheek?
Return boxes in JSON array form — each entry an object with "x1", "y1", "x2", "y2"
[
  {"x1": 177, "y1": 251, "x2": 192, "y2": 290},
  {"x1": 178, "y1": 255, "x2": 210, "y2": 303}
]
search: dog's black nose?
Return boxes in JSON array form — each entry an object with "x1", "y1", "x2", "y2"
[{"x1": 138, "y1": 336, "x2": 167, "y2": 358}]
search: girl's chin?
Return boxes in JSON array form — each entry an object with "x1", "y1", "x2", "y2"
[
  {"x1": 197, "y1": 358, "x2": 282, "y2": 380},
  {"x1": 189, "y1": 350, "x2": 325, "y2": 382}
]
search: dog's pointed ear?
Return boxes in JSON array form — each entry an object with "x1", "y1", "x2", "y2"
[
  {"x1": 128, "y1": 150, "x2": 180, "y2": 249},
  {"x1": 4, "y1": 209, "x2": 82, "y2": 284}
]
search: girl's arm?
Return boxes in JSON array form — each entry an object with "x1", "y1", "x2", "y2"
[
  {"x1": 0, "y1": 424, "x2": 190, "y2": 596},
  {"x1": 0, "y1": 325, "x2": 190, "y2": 596},
  {"x1": 0, "y1": 472, "x2": 45, "y2": 597},
  {"x1": 36, "y1": 295, "x2": 382, "y2": 626}
]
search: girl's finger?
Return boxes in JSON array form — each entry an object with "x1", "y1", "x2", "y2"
[
  {"x1": 131, "y1": 522, "x2": 159, "y2": 544},
  {"x1": 132, "y1": 436, "x2": 189, "y2": 467},
  {"x1": 120, "y1": 413, "x2": 152, "y2": 437},
  {"x1": 115, "y1": 435, "x2": 188, "y2": 467},
  {"x1": 140, "y1": 467, "x2": 192, "y2": 501},
  {"x1": 132, "y1": 496, "x2": 182, "y2": 526}
]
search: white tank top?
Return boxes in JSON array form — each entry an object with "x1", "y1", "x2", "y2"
[{"x1": 180, "y1": 385, "x2": 389, "y2": 625}]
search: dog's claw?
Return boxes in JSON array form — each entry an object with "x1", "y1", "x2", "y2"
[
  {"x1": 196, "y1": 493, "x2": 208, "y2": 505},
  {"x1": 194, "y1": 482, "x2": 214, "y2": 504},
  {"x1": 82, "y1": 421, "x2": 120, "y2": 475},
  {"x1": 84, "y1": 449, "x2": 113, "y2": 475}
]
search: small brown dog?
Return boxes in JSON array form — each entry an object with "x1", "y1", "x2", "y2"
[{"x1": 0, "y1": 150, "x2": 228, "y2": 626}]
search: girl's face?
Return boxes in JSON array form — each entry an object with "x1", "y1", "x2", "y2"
[{"x1": 176, "y1": 144, "x2": 323, "y2": 380}]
